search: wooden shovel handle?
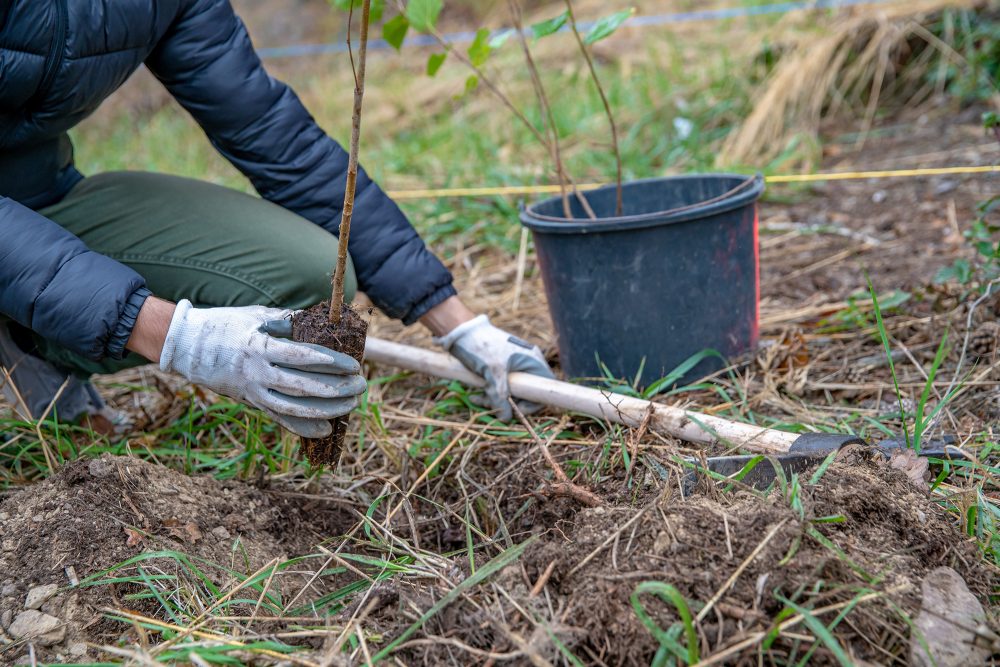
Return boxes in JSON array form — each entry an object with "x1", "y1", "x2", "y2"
[{"x1": 364, "y1": 337, "x2": 797, "y2": 454}]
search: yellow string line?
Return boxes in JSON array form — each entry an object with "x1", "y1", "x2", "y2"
[{"x1": 385, "y1": 164, "x2": 999, "y2": 200}]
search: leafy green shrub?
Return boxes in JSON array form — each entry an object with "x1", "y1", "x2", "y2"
[{"x1": 935, "y1": 195, "x2": 1000, "y2": 291}]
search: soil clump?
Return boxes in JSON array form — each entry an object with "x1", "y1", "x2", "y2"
[
  {"x1": 0, "y1": 455, "x2": 352, "y2": 663},
  {"x1": 291, "y1": 301, "x2": 368, "y2": 466}
]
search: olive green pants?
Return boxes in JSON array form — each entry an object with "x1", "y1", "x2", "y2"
[{"x1": 34, "y1": 171, "x2": 356, "y2": 376}]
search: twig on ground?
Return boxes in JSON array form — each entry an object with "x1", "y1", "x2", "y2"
[
  {"x1": 627, "y1": 404, "x2": 655, "y2": 478},
  {"x1": 695, "y1": 519, "x2": 789, "y2": 623},
  {"x1": 529, "y1": 559, "x2": 557, "y2": 597},
  {"x1": 567, "y1": 507, "x2": 650, "y2": 578},
  {"x1": 691, "y1": 589, "x2": 895, "y2": 667},
  {"x1": 511, "y1": 403, "x2": 602, "y2": 507}
]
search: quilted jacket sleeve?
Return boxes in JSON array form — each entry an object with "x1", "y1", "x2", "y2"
[
  {"x1": 145, "y1": 0, "x2": 456, "y2": 324},
  {"x1": 0, "y1": 198, "x2": 150, "y2": 361}
]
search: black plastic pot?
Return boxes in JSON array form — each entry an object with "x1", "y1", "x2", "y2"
[{"x1": 520, "y1": 174, "x2": 764, "y2": 387}]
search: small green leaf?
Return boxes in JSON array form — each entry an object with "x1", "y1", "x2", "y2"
[
  {"x1": 382, "y1": 14, "x2": 410, "y2": 51},
  {"x1": 468, "y1": 27, "x2": 492, "y2": 67},
  {"x1": 405, "y1": 0, "x2": 442, "y2": 32},
  {"x1": 531, "y1": 11, "x2": 568, "y2": 39},
  {"x1": 877, "y1": 289, "x2": 910, "y2": 310},
  {"x1": 464, "y1": 75, "x2": 479, "y2": 94},
  {"x1": 426, "y1": 52, "x2": 447, "y2": 76},
  {"x1": 934, "y1": 258, "x2": 972, "y2": 284},
  {"x1": 489, "y1": 28, "x2": 516, "y2": 49},
  {"x1": 584, "y1": 8, "x2": 635, "y2": 45}
]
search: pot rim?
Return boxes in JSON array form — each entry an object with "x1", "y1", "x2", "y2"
[{"x1": 520, "y1": 173, "x2": 764, "y2": 234}]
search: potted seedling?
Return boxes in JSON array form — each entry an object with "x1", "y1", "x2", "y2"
[
  {"x1": 292, "y1": 0, "x2": 375, "y2": 466},
  {"x1": 384, "y1": 0, "x2": 765, "y2": 388}
]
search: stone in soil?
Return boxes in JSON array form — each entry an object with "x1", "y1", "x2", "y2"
[
  {"x1": 911, "y1": 566, "x2": 991, "y2": 667},
  {"x1": 8, "y1": 610, "x2": 64, "y2": 645},
  {"x1": 24, "y1": 584, "x2": 59, "y2": 611}
]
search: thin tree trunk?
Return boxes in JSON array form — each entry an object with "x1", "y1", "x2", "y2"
[{"x1": 330, "y1": 0, "x2": 372, "y2": 324}]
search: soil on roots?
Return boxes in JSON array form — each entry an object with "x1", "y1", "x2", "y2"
[
  {"x1": 384, "y1": 453, "x2": 995, "y2": 666},
  {"x1": 291, "y1": 301, "x2": 368, "y2": 466},
  {"x1": 0, "y1": 455, "x2": 354, "y2": 663}
]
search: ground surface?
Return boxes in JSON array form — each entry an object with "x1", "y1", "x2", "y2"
[
  {"x1": 0, "y1": 450, "x2": 992, "y2": 665},
  {"x1": 1, "y1": 0, "x2": 999, "y2": 664},
  {"x1": 1, "y1": 116, "x2": 997, "y2": 665}
]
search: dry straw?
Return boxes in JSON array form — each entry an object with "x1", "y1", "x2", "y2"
[{"x1": 719, "y1": 0, "x2": 984, "y2": 166}]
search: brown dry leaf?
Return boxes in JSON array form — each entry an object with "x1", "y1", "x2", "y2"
[
  {"x1": 163, "y1": 518, "x2": 202, "y2": 544},
  {"x1": 758, "y1": 328, "x2": 810, "y2": 373},
  {"x1": 889, "y1": 449, "x2": 929, "y2": 492},
  {"x1": 123, "y1": 527, "x2": 145, "y2": 548},
  {"x1": 183, "y1": 523, "x2": 203, "y2": 544}
]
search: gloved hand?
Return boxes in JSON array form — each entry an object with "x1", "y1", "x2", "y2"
[
  {"x1": 434, "y1": 315, "x2": 553, "y2": 421},
  {"x1": 159, "y1": 300, "x2": 367, "y2": 438}
]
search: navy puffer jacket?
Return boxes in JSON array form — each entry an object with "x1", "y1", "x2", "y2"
[{"x1": 0, "y1": 0, "x2": 455, "y2": 362}]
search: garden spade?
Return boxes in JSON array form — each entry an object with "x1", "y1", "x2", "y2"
[
  {"x1": 362, "y1": 337, "x2": 969, "y2": 491},
  {"x1": 677, "y1": 433, "x2": 969, "y2": 495}
]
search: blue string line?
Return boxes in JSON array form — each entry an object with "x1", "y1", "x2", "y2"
[{"x1": 256, "y1": 0, "x2": 897, "y2": 59}]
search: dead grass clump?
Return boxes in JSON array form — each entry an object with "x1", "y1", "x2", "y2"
[{"x1": 719, "y1": 0, "x2": 987, "y2": 167}]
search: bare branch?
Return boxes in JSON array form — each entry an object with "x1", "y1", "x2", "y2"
[
  {"x1": 401, "y1": 0, "x2": 596, "y2": 219},
  {"x1": 507, "y1": 0, "x2": 571, "y2": 218},
  {"x1": 564, "y1": 0, "x2": 624, "y2": 216}
]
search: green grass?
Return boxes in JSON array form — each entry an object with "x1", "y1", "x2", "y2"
[{"x1": 0, "y1": 399, "x2": 301, "y2": 488}]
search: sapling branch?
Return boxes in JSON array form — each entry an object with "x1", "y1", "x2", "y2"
[
  {"x1": 507, "y1": 0, "x2": 571, "y2": 218},
  {"x1": 400, "y1": 0, "x2": 596, "y2": 219},
  {"x1": 330, "y1": 0, "x2": 373, "y2": 324},
  {"x1": 563, "y1": 0, "x2": 624, "y2": 216}
]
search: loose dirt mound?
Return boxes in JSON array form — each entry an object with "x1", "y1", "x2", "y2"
[
  {"x1": 0, "y1": 455, "x2": 352, "y2": 663},
  {"x1": 396, "y1": 454, "x2": 996, "y2": 666},
  {"x1": 0, "y1": 451, "x2": 995, "y2": 665}
]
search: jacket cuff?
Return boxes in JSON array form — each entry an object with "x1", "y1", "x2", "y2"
[
  {"x1": 105, "y1": 286, "x2": 152, "y2": 360},
  {"x1": 401, "y1": 283, "x2": 458, "y2": 326}
]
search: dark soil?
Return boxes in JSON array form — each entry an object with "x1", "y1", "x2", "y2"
[
  {"x1": 0, "y1": 449, "x2": 994, "y2": 665},
  {"x1": 291, "y1": 301, "x2": 368, "y2": 466},
  {"x1": 0, "y1": 455, "x2": 354, "y2": 664},
  {"x1": 761, "y1": 114, "x2": 996, "y2": 304},
  {"x1": 389, "y1": 453, "x2": 997, "y2": 666}
]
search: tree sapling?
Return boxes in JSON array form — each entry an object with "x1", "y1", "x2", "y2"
[
  {"x1": 387, "y1": 0, "x2": 632, "y2": 219},
  {"x1": 291, "y1": 0, "x2": 373, "y2": 466}
]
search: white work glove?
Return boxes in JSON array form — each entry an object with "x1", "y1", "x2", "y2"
[
  {"x1": 159, "y1": 300, "x2": 367, "y2": 438},
  {"x1": 434, "y1": 315, "x2": 554, "y2": 421}
]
